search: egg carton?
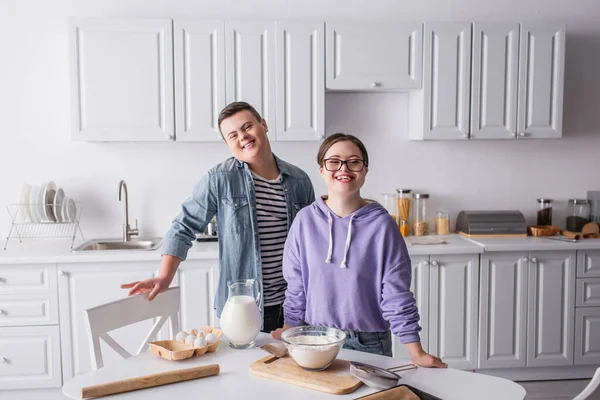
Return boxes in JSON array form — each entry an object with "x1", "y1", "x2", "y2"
[{"x1": 148, "y1": 325, "x2": 223, "y2": 361}]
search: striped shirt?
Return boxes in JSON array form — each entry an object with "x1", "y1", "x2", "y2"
[{"x1": 252, "y1": 172, "x2": 289, "y2": 307}]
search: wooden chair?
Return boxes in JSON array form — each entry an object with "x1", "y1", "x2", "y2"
[
  {"x1": 83, "y1": 287, "x2": 181, "y2": 369},
  {"x1": 573, "y1": 367, "x2": 600, "y2": 400}
]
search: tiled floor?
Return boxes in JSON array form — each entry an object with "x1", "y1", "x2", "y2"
[{"x1": 519, "y1": 379, "x2": 596, "y2": 400}]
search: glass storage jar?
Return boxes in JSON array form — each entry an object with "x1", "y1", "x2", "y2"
[
  {"x1": 382, "y1": 193, "x2": 398, "y2": 226},
  {"x1": 536, "y1": 198, "x2": 553, "y2": 226},
  {"x1": 396, "y1": 189, "x2": 412, "y2": 235},
  {"x1": 566, "y1": 199, "x2": 590, "y2": 232},
  {"x1": 412, "y1": 193, "x2": 429, "y2": 236},
  {"x1": 435, "y1": 211, "x2": 450, "y2": 235}
]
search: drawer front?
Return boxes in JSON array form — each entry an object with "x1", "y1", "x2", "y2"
[
  {"x1": 0, "y1": 264, "x2": 56, "y2": 294},
  {"x1": 0, "y1": 293, "x2": 58, "y2": 326},
  {"x1": 577, "y1": 250, "x2": 600, "y2": 278},
  {"x1": 0, "y1": 325, "x2": 62, "y2": 389},
  {"x1": 576, "y1": 278, "x2": 600, "y2": 307},
  {"x1": 574, "y1": 308, "x2": 600, "y2": 365}
]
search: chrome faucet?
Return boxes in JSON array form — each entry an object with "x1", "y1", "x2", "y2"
[{"x1": 118, "y1": 180, "x2": 139, "y2": 242}]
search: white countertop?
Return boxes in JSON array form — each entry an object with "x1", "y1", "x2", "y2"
[{"x1": 2, "y1": 234, "x2": 599, "y2": 265}]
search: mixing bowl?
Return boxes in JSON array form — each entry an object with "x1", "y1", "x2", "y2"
[{"x1": 280, "y1": 326, "x2": 346, "y2": 371}]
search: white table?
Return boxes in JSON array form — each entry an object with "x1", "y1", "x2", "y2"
[{"x1": 63, "y1": 334, "x2": 525, "y2": 399}]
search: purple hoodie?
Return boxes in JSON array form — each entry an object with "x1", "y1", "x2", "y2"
[{"x1": 282, "y1": 196, "x2": 421, "y2": 344}]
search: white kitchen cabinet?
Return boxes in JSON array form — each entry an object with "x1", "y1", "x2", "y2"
[
  {"x1": 409, "y1": 23, "x2": 472, "y2": 140},
  {"x1": 577, "y1": 250, "x2": 600, "y2": 278},
  {"x1": 58, "y1": 262, "x2": 159, "y2": 379},
  {"x1": 69, "y1": 17, "x2": 175, "y2": 141},
  {"x1": 527, "y1": 251, "x2": 576, "y2": 367},
  {"x1": 275, "y1": 21, "x2": 325, "y2": 141},
  {"x1": 479, "y1": 252, "x2": 528, "y2": 368},
  {"x1": 225, "y1": 21, "x2": 276, "y2": 134},
  {"x1": 177, "y1": 260, "x2": 219, "y2": 331},
  {"x1": 576, "y1": 278, "x2": 600, "y2": 307},
  {"x1": 174, "y1": 20, "x2": 226, "y2": 142},
  {"x1": 429, "y1": 254, "x2": 479, "y2": 369},
  {"x1": 392, "y1": 255, "x2": 429, "y2": 360},
  {"x1": 0, "y1": 264, "x2": 56, "y2": 295},
  {"x1": 517, "y1": 23, "x2": 565, "y2": 139},
  {"x1": 325, "y1": 21, "x2": 422, "y2": 91},
  {"x1": 574, "y1": 307, "x2": 600, "y2": 365},
  {"x1": 0, "y1": 293, "x2": 58, "y2": 326},
  {"x1": 0, "y1": 326, "x2": 62, "y2": 389},
  {"x1": 470, "y1": 23, "x2": 520, "y2": 140}
]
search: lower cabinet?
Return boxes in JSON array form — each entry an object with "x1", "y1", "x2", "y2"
[
  {"x1": 574, "y1": 307, "x2": 600, "y2": 365},
  {"x1": 393, "y1": 253, "x2": 479, "y2": 370},
  {"x1": 0, "y1": 326, "x2": 62, "y2": 389}
]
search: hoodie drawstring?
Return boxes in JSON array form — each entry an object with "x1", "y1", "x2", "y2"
[
  {"x1": 325, "y1": 212, "x2": 333, "y2": 263},
  {"x1": 340, "y1": 215, "x2": 354, "y2": 269}
]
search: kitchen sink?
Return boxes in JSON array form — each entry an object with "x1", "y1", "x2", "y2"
[{"x1": 72, "y1": 238, "x2": 162, "y2": 252}]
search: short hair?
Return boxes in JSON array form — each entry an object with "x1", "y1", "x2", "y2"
[
  {"x1": 218, "y1": 101, "x2": 263, "y2": 137},
  {"x1": 316, "y1": 133, "x2": 369, "y2": 166}
]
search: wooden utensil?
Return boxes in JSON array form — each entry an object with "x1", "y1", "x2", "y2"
[
  {"x1": 560, "y1": 230, "x2": 582, "y2": 240},
  {"x1": 582, "y1": 222, "x2": 600, "y2": 235},
  {"x1": 250, "y1": 355, "x2": 362, "y2": 395},
  {"x1": 354, "y1": 385, "x2": 420, "y2": 400},
  {"x1": 81, "y1": 364, "x2": 220, "y2": 398}
]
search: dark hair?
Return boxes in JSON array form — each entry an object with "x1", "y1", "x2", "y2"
[
  {"x1": 218, "y1": 101, "x2": 263, "y2": 137},
  {"x1": 316, "y1": 133, "x2": 369, "y2": 167}
]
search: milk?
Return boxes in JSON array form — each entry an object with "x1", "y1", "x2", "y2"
[{"x1": 220, "y1": 295, "x2": 261, "y2": 346}]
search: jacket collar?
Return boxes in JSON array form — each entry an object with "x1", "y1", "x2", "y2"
[{"x1": 235, "y1": 153, "x2": 291, "y2": 176}]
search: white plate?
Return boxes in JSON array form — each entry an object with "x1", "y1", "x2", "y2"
[
  {"x1": 41, "y1": 181, "x2": 57, "y2": 221},
  {"x1": 53, "y1": 188, "x2": 65, "y2": 222},
  {"x1": 65, "y1": 198, "x2": 77, "y2": 222},
  {"x1": 19, "y1": 183, "x2": 32, "y2": 222},
  {"x1": 29, "y1": 185, "x2": 40, "y2": 222},
  {"x1": 37, "y1": 181, "x2": 47, "y2": 221}
]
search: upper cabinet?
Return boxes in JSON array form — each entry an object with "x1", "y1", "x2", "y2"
[
  {"x1": 69, "y1": 18, "x2": 175, "y2": 141},
  {"x1": 225, "y1": 21, "x2": 277, "y2": 136},
  {"x1": 174, "y1": 20, "x2": 226, "y2": 142},
  {"x1": 410, "y1": 22, "x2": 565, "y2": 140},
  {"x1": 326, "y1": 22, "x2": 423, "y2": 91},
  {"x1": 275, "y1": 21, "x2": 325, "y2": 141}
]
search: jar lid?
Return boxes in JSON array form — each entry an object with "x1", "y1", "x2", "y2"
[
  {"x1": 412, "y1": 193, "x2": 429, "y2": 199},
  {"x1": 396, "y1": 189, "x2": 412, "y2": 194},
  {"x1": 537, "y1": 198, "x2": 553, "y2": 203},
  {"x1": 569, "y1": 199, "x2": 589, "y2": 204}
]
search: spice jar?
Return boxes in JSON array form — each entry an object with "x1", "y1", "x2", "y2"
[
  {"x1": 435, "y1": 211, "x2": 450, "y2": 235},
  {"x1": 536, "y1": 198, "x2": 553, "y2": 226},
  {"x1": 396, "y1": 189, "x2": 412, "y2": 235},
  {"x1": 399, "y1": 220, "x2": 410, "y2": 237},
  {"x1": 412, "y1": 193, "x2": 429, "y2": 236},
  {"x1": 382, "y1": 193, "x2": 398, "y2": 226},
  {"x1": 567, "y1": 199, "x2": 590, "y2": 232}
]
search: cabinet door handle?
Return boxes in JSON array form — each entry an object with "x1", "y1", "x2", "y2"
[
  {"x1": 523, "y1": 257, "x2": 529, "y2": 263},
  {"x1": 511, "y1": 132, "x2": 517, "y2": 138},
  {"x1": 423, "y1": 260, "x2": 430, "y2": 266},
  {"x1": 0, "y1": 309, "x2": 4, "y2": 315},
  {"x1": 531, "y1": 257, "x2": 538, "y2": 263},
  {"x1": 519, "y1": 132, "x2": 526, "y2": 137},
  {"x1": 0, "y1": 277, "x2": 4, "y2": 283},
  {"x1": 370, "y1": 81, "x2": 381, "y2": 88},
  {"x1": 462, "y1": 133, "x2": 469, "y2": 139},
  {"x1": 431, "y1": 260, "x2": 439, "y2": 266},
  {"x1": 0, "y1": 357, "x2": 6, "y2": 363},
  {"x1": 58, "y1": 270, "x2": 65, "y2": 276},
  {"x1": 165, "y1": 134, "x2": 173, "y2": 140}
]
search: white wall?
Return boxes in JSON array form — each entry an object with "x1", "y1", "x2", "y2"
[{"x1": 1, "y1": 0, "x2": 599, "y2": 245}]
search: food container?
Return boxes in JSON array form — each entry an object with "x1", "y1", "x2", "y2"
[
  {"x1": 150, "y1": 326, "x2": 222, "y2": 361},
  {"x1": 399, "y1": 220, "x2": 410, "y2": 237},
  {"x1": 396, "y1": 189, "x2": 412, "y2": 234},
  {"x1": 281, "y1": 326, "x2": 346, "y2": 371},
  {"x1": 536, "y1": 198, "x2": 553, "y2": 226},
  {"x1": 412, "y1": 193, "x2": 429, "y2": 236},
  {"x1": 567, "y1": 199, "x2": 590, "y2": 232},
  {"x1": 435, "y1": 211, "x2": 450, "y2": 235},
  {"x1": 382, "y1": 193, "x2": 398, "y2": 225}
]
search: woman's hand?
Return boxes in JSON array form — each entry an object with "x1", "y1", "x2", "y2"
[
  {"x1": 270, "y1": 324, "x2": 293, "y2": 340},
  {"x1": 405, "y1": 341, "x2": 447, "y2": 368},
  {"x1": 120, "y1": 275, "x2": 173, "y2": 301}
]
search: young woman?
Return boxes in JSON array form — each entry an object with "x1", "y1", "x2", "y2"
[{"x1": 271, "y1": 133, "x2": 446, "y2": 368}]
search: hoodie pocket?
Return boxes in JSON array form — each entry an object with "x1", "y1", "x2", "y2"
[{"x1": 222, "y1": 196, "x2": 251, "y2": 233}]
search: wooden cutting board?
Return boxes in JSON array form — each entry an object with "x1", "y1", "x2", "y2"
[{"x1": 249, "y1": 355, "x2": 363, "y2": 395}]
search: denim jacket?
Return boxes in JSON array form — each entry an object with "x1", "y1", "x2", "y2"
[{"x1": 161, "y1": 155, "x2": 315, "y2": 320}]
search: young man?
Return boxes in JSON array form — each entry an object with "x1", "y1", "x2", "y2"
[{"x1": 121, "y1": 102, "x2": 315, "y2": 332}]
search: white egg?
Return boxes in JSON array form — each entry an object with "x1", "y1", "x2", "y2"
[
  {"x1": 205, "y1": 332, "x2": 218, "y2": 344},
  {"x1": 194, "y1": 337, "x2": 207, "y2": 348},
  {"x1": 175, "y1": 331, "x2": 188, "y2": 341},
  {"x1": 185, "y1": 334, "x2": 196, "y2": 344}
]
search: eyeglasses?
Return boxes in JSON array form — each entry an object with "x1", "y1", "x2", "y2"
[{"x1": 323, "y1": 158, "x2": 367, "y2": 172}]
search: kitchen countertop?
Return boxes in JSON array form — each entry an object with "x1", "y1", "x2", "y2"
[{"x1": 2, "y1": 234, "x2": 600, "y2": 265}]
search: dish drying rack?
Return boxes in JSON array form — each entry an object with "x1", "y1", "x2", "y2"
[{"x1": 4, "y1": 203, "x2": 84, "y2": 250}]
